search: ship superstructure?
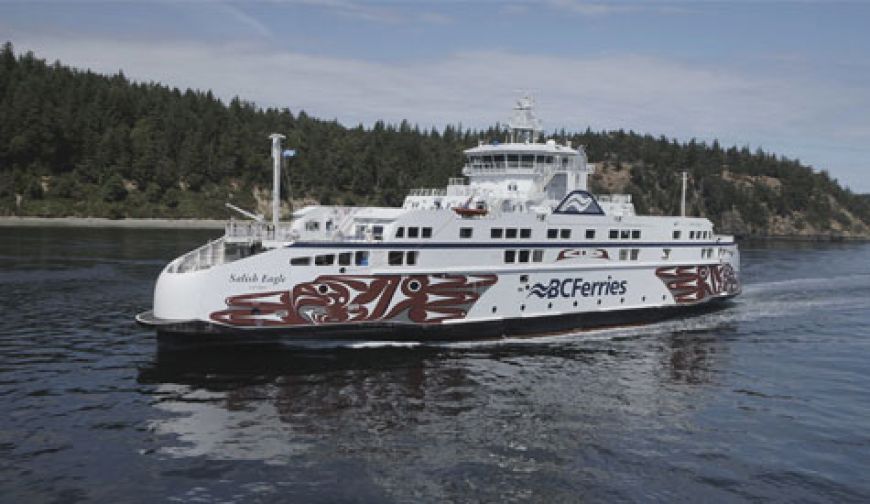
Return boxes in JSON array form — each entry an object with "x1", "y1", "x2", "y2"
[{"x1": 137, "y1": 97, "x2": 740, "y2": 343}]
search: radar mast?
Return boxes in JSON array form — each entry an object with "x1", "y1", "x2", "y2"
[{"x1": 508, "y1": 96, "x2": 542, "y2": 144}]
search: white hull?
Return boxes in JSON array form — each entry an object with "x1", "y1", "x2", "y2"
[{"x1": 139, "y1": 239, "x2": 740, "y2": 342}]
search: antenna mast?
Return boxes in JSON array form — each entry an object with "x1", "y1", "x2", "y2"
[
  {"x1": 269, "y1": 133, "x2": 286, "y2": 227},
  {"x1": 681, "y1": 171, "x2": 687, "y2": 217}
]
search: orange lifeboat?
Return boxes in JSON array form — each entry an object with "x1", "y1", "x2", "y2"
[{"x1": 453, "y1": 206, "x2": 488, "y2": 217}]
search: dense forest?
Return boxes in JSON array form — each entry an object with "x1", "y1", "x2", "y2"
[{"x1": 2, "y1": 42, "x2": 868, "y2": 238}]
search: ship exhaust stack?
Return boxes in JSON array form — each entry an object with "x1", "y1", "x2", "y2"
[{"x1": 269, "y1": 133, "x2": 286, "y2": 227}]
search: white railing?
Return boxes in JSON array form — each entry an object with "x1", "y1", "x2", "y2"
[
  {"x1": 596, "y1": 194, "x2": 633, "y2": 204},
  {"x1": 169, "y1": 238, "x2": 227, "y2": 274},
  {"x1": 408, "y1": 188, "x2": 448, "y2": 196},
  {"x1": 224, "y1": 220, "x2": 297, "y2": 242}
]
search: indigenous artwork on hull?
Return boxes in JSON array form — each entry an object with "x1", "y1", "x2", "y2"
[
  {"x1": 556, "y1": 248, "x2": 610, "y2": 261},
  {"x1": 656, "y1": 264, "x2": 740, "y2": 304},
  {"x1": 210, "y1": 274, "x2": 498, "y2": 327}
]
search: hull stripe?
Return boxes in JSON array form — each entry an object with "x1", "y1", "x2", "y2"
[{"x1": 287, "y1": 241, "x2": 737, "y2": 250}]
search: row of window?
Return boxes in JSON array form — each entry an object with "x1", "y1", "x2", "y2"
[
  {"x1": 672, "y1": 230, "x2": 712, "y2": 240},
  {"x1": 547, "y1": 228, "x2": 576, "y2": 239},
  {"x1": 504, "y1": 249, "x2": 545, "y2": 264},
  {"x1": 466, "y1": 154, "x2": 572, "y2": 169},
  {"x1": 291, "y1": 246, "x2": 718, "y2": 267},
  {"x1": 388, "y1": 251, "x2": 419, "y2": 266},
  {"x1": 290, "y1": 251, "x2": 370, "y2": 267},
  {"x1": 396, "y1": 226, "x2": 433, "y2": 239},
  {"x1": 618, "y1": 248, "x2": 641, "y2": 261},
  {"x1": 609, "y1": 229, "x2": 642, "y2": 240},
  {"x1": 491, "y1": 227, "x2": 532, "y2": 239}
]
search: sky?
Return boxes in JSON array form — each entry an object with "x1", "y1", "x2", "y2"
[{"x1": 1, "y1": 0, "x2": 869, "y2": 192}]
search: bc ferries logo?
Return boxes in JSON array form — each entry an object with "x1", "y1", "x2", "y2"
[
  {"x1": 529, "y1": 277, "x2": 628, "y2": 299},
  {"x1": 553, "y1": 190, "x2": 605, "y2": 215}
]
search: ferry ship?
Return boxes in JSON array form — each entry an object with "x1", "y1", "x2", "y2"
[{"x1": 137, "y1": 97, "x2": 741, "y2": 344}]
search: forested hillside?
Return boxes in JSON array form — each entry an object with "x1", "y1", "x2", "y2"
[{"x1": 2, "y1": 42, "x2": 868, "y2": 238}]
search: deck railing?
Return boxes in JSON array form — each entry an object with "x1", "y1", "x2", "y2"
[
  {"x1": 224, "y1": 220, "x2": 298, "y2": 242},
  {"x1": 168, "y1": 238, "x2": 227, "y2": 274}
]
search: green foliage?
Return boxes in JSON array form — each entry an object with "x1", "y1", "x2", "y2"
[
  {"x1": 100, "y1": 174, "x2": 127, "y2": 202},
  {"x1": 1, "y1": 41, "x2": 868, "y2": 237}
]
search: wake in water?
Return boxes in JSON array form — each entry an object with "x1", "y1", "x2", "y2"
[
  {"x1": 372, "y1": 274, "x2": 870, "y2": 350},
  {"x1": 264, "y1": 273, "x2": 870, "y2": 351}
]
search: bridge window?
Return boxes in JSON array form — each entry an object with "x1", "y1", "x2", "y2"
[
  {"x1": 619, "y1": 249, "x2": 628, "y2": 261},
  {"x1": 406, "y1": 251, "x2": 418, "y2": 265},
  {"x1": 507, "y1": 154, "x2": 519, "y2": 167},
  {"x1": 630, "y1": 249, "x2": 639, "y2": 261},
  {"x1": 422, "y1": 227, "x2": 432, "y2": 238},
  {"x1": 338, "y1": 252, "x2": 352, "y2": 266},
  {"x1": 504, "y1": 250, "x2": 516, "y2": 263},
  {"x1": 315, "y1": 254, "x2": 335, "y2": 266},
  {"x1": 690, "y1": 231, "x2": 696, "y2": 239},
  {"x1": 532, "y1": 249, "x2": 544, "y2": 262},
  {"x1": 520, "y1": 228, "x2": 531, "y2": 239},
  {"x1": 521, "y1": 155, "x2": 534, "y2": 168},
  {"x1": 673, "y1": 230, "x2": 681, "y2": 239},
  {"x1": 518, "y1": 250, "x2": 530, "y2": 263},
  {"x1": 408, "y1": 227, "x2": 419, "y2": 238},
  {"x1": 632, "y1": 230, "x2": 641, "y2": 239},
  {"x1": 395, "y1": 226, "x2": 405, "y2": 238},
  {"x1": 620, "y1": 229, "x2": 630, "y2": 239},
  {"x1": 305, "y1": 221, "x2": 320, "y2": 231},
  {"x1": 586, "y1": 229, "x2": 595, "y2": 239},
  {"x1": 459, "y1": 227, "x2": 473, "y2": 238},
  {"x1": 560, "y1": 229, "x2": 571, "y2": 239},
  {"x1": 373, "y1": 225, "x2": 384, "y2": 241},
  {"x1": 609, "y1": 229, "x2": 618, "y2": 239},
  {"x1": 491, "y1": 228, "x2": 503, "y2": 239},
  {"x1": 547, "y1": 228, "x2": 558, "y2": 239},
  {"x1": 506, "y1": 228, "x2": 518, "y2": 239},
  {"x1": 290, "y1": 257, "x2": 311, "y2": 266}
]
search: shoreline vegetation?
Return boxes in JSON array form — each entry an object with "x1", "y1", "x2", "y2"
[
  {"x1": 0, "y1": 216, "x2": 224, "y2": 229},
  {"x1": 2, "y1": 42, "x2": 869, "y2": 240}
]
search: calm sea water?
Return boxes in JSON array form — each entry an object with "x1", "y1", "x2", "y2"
[{"x1": 1, "y1": 227, "x2": 869, "y2": 503}]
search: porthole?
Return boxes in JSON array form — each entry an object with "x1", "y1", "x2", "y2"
[
  {"x1": 547, "y1": 302, "x2": 553, "y2": 309},
  {"x1": 620, "y1": 297, "x2": 625, "y2": 303},
  {"x1": 408, "y1": 280, "x2": 421, "y2": 292},
  {"x1": 521, "y1": 304, "x2": 526, "y2": 311},
  {"x1": 492, "y1": 306, "x2": 497, "y2": 314},
  {"x1": 597, "y1": 299, "x2": 602, "y2": 305},
  {"x1": 317, "y1": 285, "x2": 329, "y2": 294},
  {"x1": 573, "y1": 300, "x2": 578, "y2": 307}
]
